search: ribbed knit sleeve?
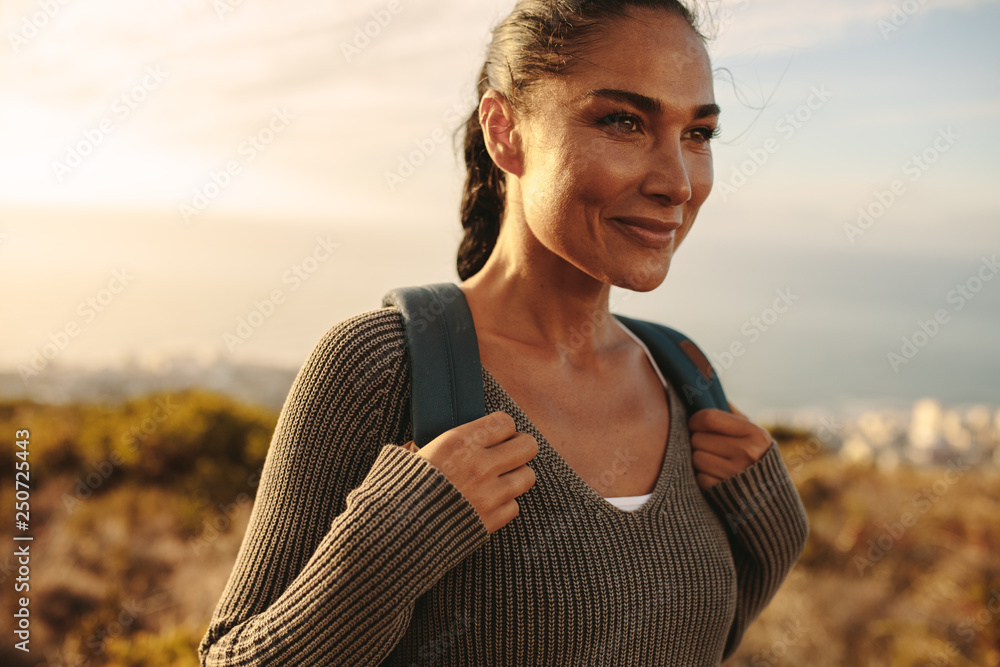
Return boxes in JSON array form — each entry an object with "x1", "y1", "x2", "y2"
[
  {"x1": 197, "y1": 309, "x2": 490, "y2": 667},
  {"x1": 702, "y1": 442, "x2": 809, "y2": 661}
]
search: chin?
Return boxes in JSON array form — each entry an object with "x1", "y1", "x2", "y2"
[
  {"x1": 619, "y1": 277, "x2": 666, "y2": 293},
  {"x1": 610, "y1": 260, "x2": 670, "y2": 292}
]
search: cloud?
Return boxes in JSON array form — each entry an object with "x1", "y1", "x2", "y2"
[{"x1": 0, "y1": 0, "x2": 995, "y2": 226}]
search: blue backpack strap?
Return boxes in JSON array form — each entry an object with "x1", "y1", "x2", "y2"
[
  {"x1": 381, "y1": 283, "x2": 486, "y2": 447},
  {"x1": 614, "y1": 315, "x2": 730, "y2": 416}
]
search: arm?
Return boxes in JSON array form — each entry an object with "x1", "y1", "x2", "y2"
[
  {"x1": 689, "y1": 405, "x2": 809, "y2": 660},
  {"x1": 702, "y1": 441, "x2": 809, "y2": 660},
  {"x1": 198, "y1": 309, "x2": 489, "y2": 667}
]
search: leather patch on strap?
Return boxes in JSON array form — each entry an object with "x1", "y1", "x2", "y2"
[{"x1": 680, "y1": 340, "x2": 715, "y2": 381}]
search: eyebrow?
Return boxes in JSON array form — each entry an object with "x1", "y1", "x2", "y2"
[{"x1": 585, "y1": 88, "x2": 720, "y2": 119}]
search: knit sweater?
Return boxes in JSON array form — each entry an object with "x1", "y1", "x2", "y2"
[{"x1": 198, "y1": 307, "x2": 809, "y2": 666}]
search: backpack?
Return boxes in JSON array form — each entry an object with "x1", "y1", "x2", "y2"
[{"x1": 382, "y1": 283, "x2": 730, "y2": 447}]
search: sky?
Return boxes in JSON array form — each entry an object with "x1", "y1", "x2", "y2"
[{"x1": 0, "y1": 0, "x2": 998, "y2": 415}]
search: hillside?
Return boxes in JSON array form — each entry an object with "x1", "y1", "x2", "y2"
[{"x1": 0, "y1": 393, "x2": 997, "y2": 666}]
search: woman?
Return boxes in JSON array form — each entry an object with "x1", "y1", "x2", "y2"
[{"x1": 199, "y1": 1, "x2": 809, "y2": 665}]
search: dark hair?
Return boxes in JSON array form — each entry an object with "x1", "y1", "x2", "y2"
[{"x1": 457, "y1": 0, "x2": 704, "y2": 280}]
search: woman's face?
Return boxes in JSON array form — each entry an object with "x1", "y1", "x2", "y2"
[{"x1": 513, "y1": 8, "x2": 717, "y2": 292}]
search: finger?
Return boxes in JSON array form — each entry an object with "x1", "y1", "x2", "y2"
[
  {"x1": 475, "y1": 411, "x2": 518, "y2": 447},
  {"x1": 689, "y1": 408, "x2": 753, "y2": 437},
  {"x1": 402, "y1": 440, "x2": 418, "y2": 453},
  {"x1": 690, "y1": 432, "x2": 747, "y2": 459},
  {"x1": 693, "y1": 429, "x2": 773, "y2": 464},
  {"x1": 434, "y1": 411, "x2": 517, "y2": 451},
  {"x1": 513, "y1": 432, "x2": 540, "y2": 462},
  {"x1": 487, "y1": 433, "x2": 539, "y2": 474},
  {"x1": 499, "y1": 462, "x2": 536, "y2": 497},
  {"x1": 692, "y1": 450, "x2": 744, "y2": 479}
]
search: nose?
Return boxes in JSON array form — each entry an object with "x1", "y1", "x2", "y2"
[{"x1": 640, "y1": 139, "x2": 692, "y2": 206}]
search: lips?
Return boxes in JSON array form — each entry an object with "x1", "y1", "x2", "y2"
[{"x1": 611, "y1": 217, "x2": 681, "y2": 248}]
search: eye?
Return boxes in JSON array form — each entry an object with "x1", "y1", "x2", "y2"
[
  {"x1": 687, "y1": 126, "x2": 721, "y2": 145},
  {"x1": 598, "y1": 109, "x2": 643, "y2": 134}
]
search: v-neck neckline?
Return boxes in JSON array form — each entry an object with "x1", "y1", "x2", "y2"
[{"x1": 479, "y1": 334, "x2": 687, "y2": 517}]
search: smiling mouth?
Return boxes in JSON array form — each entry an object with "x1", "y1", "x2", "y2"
[{"x1": 611, "y1": 217, "x2": 681, "y2": 249}]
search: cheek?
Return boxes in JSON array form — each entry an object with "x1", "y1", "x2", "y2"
[
  {"x1": 523, "y1": 142, "x2": 620, "y2": 227},
  {"x1": 583, "y1": 139, "x2": 643, "y2": 190},
  {"x1": 690, "y1": 152, "x2": 714, "y2": 204},
  {"x1": 521, "y1": 153, "x2": 571, "y2": 229}
]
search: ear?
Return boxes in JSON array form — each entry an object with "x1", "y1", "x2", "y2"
[{"x1": 479, "y1": 90, "x2": 524, "y2": 178}]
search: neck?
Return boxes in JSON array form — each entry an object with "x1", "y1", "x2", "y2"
[{"x1": 459, "y1": 204, "x2": 627, "y2": 363}]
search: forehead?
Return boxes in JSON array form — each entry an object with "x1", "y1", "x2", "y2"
[{"x1": 535, "y1": 8, "x2": 714, "y2": 107}]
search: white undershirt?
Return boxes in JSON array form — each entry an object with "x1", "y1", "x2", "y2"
[{"x1": 601, "y1": 319, "x2": 668, "y2": 512}]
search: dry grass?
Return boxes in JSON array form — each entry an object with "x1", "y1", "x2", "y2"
[{"x1": 1, "y1": 396, "x2": 997, "y2": 666}]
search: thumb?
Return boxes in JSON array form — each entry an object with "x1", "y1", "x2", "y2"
[{"x1": 402, "y1": 440, "x2": 419, "y2": 453}]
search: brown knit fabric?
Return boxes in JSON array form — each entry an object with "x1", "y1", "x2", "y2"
[{"x1": 198, "y1": 307, "x2": 809, "y2": 666}]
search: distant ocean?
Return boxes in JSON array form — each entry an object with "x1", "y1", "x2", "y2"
[
  {"x1": 620, "y1": 243, "x2": 1000, "y2": 418},
  {"x1": 2, "y1": 221, "x2": 996, "y2": 419}
]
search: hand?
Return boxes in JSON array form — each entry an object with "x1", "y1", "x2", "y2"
[
  {"x1": 689, "y1": 402, "x2": 773, "y2": 491},
  {"x1": 401, "y1": 411, "x2": 538, "y2": 534}
]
